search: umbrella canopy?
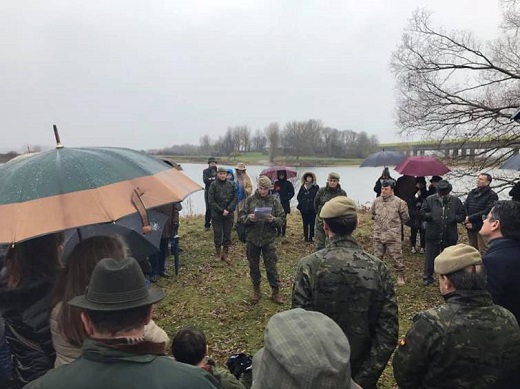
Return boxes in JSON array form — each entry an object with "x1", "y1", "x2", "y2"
[
  {"x1": 394, "y1": 156, "x2": 451, "y2": 177},
  {"x1": 159, "y1": 157, "x2": 183, "y2": 171},
  {"x1": 360, "y1": 150, "x2": 406, "y2": 167},
  {"x1": 62, "y1": 210, "x2": 169, "y2": 262},
  {"x1": 499, "y1": 154, "x2": 520, "y2": 171},
  {"x1": 259, "y1": 166, "x2": 297, "y2": 181},
  {"x1": 0, "y1": 147, "x2": 202, "y2": 244}
]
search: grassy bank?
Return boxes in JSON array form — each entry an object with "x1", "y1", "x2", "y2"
[{"x1": 155, "y1": 211, "x2": 450, "y2": 388}]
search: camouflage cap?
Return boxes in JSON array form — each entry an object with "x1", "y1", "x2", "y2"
[
  {"x1": 320, "y1": 196, "x2": 357, "y2": 218},
  {"x1": 258, "y1": 175, "x2": 272, "y2": 189},
  {"x1": 434, "y1": 244, "x2": 482, "y2": 275},
  {"x1": 328, "y1": 172, "x2": 340, "y2": 181},
  {"x1": 217, "y1": 166, "x2": 227, "y2": 173},
  {"x1": 251, "y1": 308, "x2": 354, "y2": 389},
  {"x1": 381, "y1": 179, "x2": 396, "y2": 188}
]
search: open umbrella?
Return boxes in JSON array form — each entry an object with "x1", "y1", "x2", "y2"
[
  {"x1": 62, "y1": 210, "x2": 169, "y2": 262},
  {"x1": 360, "y1": 150, "x2": 406, "y2": 167},
  {"x1": 499, "y1": 154, "x2": 520, "y2": 171},
  {"x1": 0, "y1": 146, "x2": 202, "y2": 244},
  {"x1": 259, "y1": 166, "x2": 297, "y2": 181},
  {"x1": 394, "y1": 156, "x2": 451, "y2": 177}
]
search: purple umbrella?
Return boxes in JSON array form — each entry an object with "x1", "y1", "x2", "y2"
[
  {"x1": 259, "y1": 166, "x2": 297, "y2": 181},
  {"x1": 395, "y1": 156, "x2": 451, "y2": 177}
]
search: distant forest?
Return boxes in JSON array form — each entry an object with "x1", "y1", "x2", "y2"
[{"x1": 151, "y1": 119, "x2": 380, "y2": 160}]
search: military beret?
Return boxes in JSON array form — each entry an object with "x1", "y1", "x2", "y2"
[
  {"x1": 258, "y1": 175, "x2": 272, "y2": 189},
  {"x1": 217, "y1": 166, "x2": 228, "y2": 173},
  {"x1": 434, "y1": 244, "x2": 482, "y2": 275},
  {"x1": 328, "y1": 172, "x2": 340, "y2": 181},
  {"x1": 382, "y1": 179, "x2": 396, "y2": 188},
  {"x1": 320, "y1": 196, "x2": 357, "y2": 218},
  {"x1": 436, "y1": 180, "x2": 452, "y2": 193}
]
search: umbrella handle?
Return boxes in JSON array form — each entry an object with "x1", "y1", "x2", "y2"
[{"x1": 131, "y1": 187, "x2": 151, "y2": 234}]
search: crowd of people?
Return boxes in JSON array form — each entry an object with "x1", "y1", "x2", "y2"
[{"x1": 0, "y1": 157, "x2": 518, "y2": 388}]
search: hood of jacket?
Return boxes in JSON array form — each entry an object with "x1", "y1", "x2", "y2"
[{"x1": 301, "y1": 172, "x2": 317, "y2": 185}]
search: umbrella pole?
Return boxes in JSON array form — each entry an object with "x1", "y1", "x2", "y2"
[
  {"x1": 76, "y1": 228, "x2": 83, "y2": 242},
  {"x1": 53, "y1": 125, "x2": 64, "y2": 149}
]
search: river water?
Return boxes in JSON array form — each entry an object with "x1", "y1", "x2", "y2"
[{"x1": 178, "y1": 163, "x2": 517, "y2": 216}]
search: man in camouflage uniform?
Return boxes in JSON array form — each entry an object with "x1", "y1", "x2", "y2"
[
  {"x1": 208, "y1": 166, "x2": 238, "y2": 262},
  {"x1": 239, "y1": 176, "x2": 286, "y2": 304},
  {"x1": 313, "y1": 172, "x2": 347, "y2": 250},
  {"x1": 292, "y1": 196, "x2": 398, "y2": 389},
  {"x1": 371, "y1": 179, "x2": 409, "y2": 286},
  {"x1": 393, "y1": 244, "x2": 520, "y2": 389}
]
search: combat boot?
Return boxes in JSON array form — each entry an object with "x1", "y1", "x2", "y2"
[
  {"x1": 214, "y1": 246, "x2": 222, "y2": 261},
  {"x1": 252, "y1": 285, "x2": 261, "y2": 304},
  {"x1": 271, "y1": 287, "x2": 284, "y2": 305},
  {"x1": 222, "y1": 246, "x2": 230, "y2": 262}
]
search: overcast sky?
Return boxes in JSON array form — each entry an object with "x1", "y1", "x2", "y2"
[{"x1": 1, "y1": 0, "x2": 502, "y2": 152}]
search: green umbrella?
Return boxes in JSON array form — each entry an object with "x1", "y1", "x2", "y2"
[{"x1": 0, "y1": 146, "x2": 201, "y2": 244}]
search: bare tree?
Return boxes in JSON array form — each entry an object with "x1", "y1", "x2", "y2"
[
  {"x1": 251, "y1": 129, "x2": 267, "y2": 152},
  {"x1": 264, "y1": 122, "x2": 280, "y2": 162},
  {"x1": 199, "y1": 135, "x2": 212, "y2": 155},
  {"x1": 391, "y1": 4, "x2": 520, "y2": 174}
]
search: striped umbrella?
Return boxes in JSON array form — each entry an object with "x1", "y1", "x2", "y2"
[{"x1": 0, "y1": 146, "x2": 201, "y2": 244}]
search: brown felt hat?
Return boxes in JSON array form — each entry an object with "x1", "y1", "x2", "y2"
[
  {"x1": 434, "y1": 244, "x2": 482, "y2": 275},
  {"x1": 69, "y1": 257, "x2": 165, "y2": 311},
  {"x1": 258, "y1": 175, "x2": 272, "y2": 189},
  {"x1": 328, "y1": 172, "x2": 340, "y2": 181},
  {"x1": 320, "y1": 196, "x2": 357, "y2": 218}
]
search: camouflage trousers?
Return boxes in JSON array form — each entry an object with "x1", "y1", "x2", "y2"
[
  {"x1": 246, "y1": 242, "x2": 279, "y2": 288},
  {"x1": 212, "y1": 213, "x2": 234, "y2": 247},
  {"x1": 314, "y1": 217, "x2": 327, "y2": 250},
  {"x1": 373, "y1": 240, "x2": 405, "y2": 272}
]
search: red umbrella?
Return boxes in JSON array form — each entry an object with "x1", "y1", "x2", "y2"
[
  {"x1": 259, "y1": 166, "x2": 297, "y2": 181},
  {"x1": 394, "y1": 156, "x2": 450, "y2": 177}
]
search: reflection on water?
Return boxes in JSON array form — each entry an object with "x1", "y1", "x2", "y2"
[{"x1": 178, "y1": 163, "x2": 516, "y2": 216}]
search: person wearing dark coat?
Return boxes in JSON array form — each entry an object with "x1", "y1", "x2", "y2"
[
  {"x1": 202, "y1": 157, "x2": 218, "y2": 230},
  {"x1": 463, "y1": 173, "x2": 498, "y2": 254},
  {"x1": 296, "y1": 172, "x2": 319, "y2": 242},
  {"x1": 420, "y1": 180, "x2": 466, "y2": 286},
  {"x1": 409, "y1": 177, "x2": 428, "y2": 254},
  {"x1": 509, "y1": 181, "x2": 520, "y2": 202},
  {"x1": 273, "y1": 170, "x2": 295, "y2": 237},
  {"x1": 373, "y1": 167, "x2": 393, "y2": 197},
  {"x1": 480, "y1": 200, "x2": 520, "y2": 324},
  {"x1": 426, "y1": 175, "x2": 442, "y2": 197},
  {"x1": 0, "y1": 233, "x2": 63, "y2": 388}
]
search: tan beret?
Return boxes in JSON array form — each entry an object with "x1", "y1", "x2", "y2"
[
  {"x1": 258, "y1": 175, "x2": 272, "y2": 189},
  {"x1": 434, "y1": 244, "x2": 482, "y2": 275},
  {"x1": 328, "y1": 172, "x2": 340, "y2": 181},
  {"x1": 320, "y1": 196, "x2": 357, "y2": 218},
  {"x1": 217, "y1": 166, "x2": 227, "y2": 173}
]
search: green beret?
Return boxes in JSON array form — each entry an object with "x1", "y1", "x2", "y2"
[
  {"x1": 328, "y1": 172, "x2": 340, "y2": 181},
  {"x1": 258, "y1": 175, "x2": 272, "y2": 189},
  {"x1": 434, "y1": 244, "x2": 482, "y2": 275},
  {"x1": 320, "y1": 196, "x2": 357, "y2": 218},
  {"x1": 217, "y1": 166, "x2": 227, "y2": 173}
]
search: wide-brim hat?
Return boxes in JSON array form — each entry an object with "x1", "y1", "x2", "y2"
[
  {"x1": 69, "y1": 257, "x2": 165, "y2": 311},
  {"x1": 207, "y1": 157, "x2": 217, "y2": 164},
  {"x1": 235, "y1": 162, "x2": 247, "y2": 171}
]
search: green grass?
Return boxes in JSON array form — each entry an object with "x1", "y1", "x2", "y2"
[{"x1": 155, "y1": 211, "x2": 458, "y2": 388}]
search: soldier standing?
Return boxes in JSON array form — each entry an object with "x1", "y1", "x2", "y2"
[
  {"x1": 208, "y1": 166, "x2": 237, "y2": 262},
  {"x1": 313, "y1": 172, "x2": 347, "y2": 250},
  {"x1": 202, "y1": 157, "x2": 218, "y2": 230},
  {"x1": 393, "y1": 244, "x2": 520, "y2": 388},
  {"x1": 371, "y1": 179, "x2": 409, "y2": 286},
  {"x1": 239, "y1": 176, "x2": 286, "y2": 304},
  {"x1": 292, "y1": 196, "x2": 398, "y2": 389}
]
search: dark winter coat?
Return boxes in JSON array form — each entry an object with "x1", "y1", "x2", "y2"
[
  {"x1": 202, "y1": 167, "x2": 217, "y2": 191},
  {"x1": 464, "y1": 186, "x2": 498, "y2": 231},
  {"x1": 0, "y1": 277, "x2": 56, "y2": 388},
  {"x1": 509, "y1": 181, "x2": 520, "y2": 202},
  {"x1": 273, "y1": 175, "x2": 295, "y2": 214},
  {"x1": 208, "y1": 179, "x2": 238, "y2": 216},
  {"x1": 420, "y1": 194, "x2": 466, "y2": 245},
  {"x1": 483, "y1": 237, "x2": 520, "y2": 324},
  {"x1": 296, "y1": 173, "x2": 319, "y2": 214}
]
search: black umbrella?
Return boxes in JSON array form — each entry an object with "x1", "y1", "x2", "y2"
[
  {"x1": 360, "y1": 150, "x2": 406, "y2": 167},
  {"x1": 62, "y1": 210, "x2": 169, "y2": 262},
  {"x1": 500, "y1": 154, "x2": 520, "y2": 171}
]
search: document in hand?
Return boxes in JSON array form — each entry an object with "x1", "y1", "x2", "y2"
[{"x1": 254, "y1": 207, "x2": 273, "y2": 221}]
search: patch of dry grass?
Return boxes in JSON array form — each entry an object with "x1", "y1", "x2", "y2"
[{"x1": 155, "y1": 211, "x2": 454, "y2": 388}]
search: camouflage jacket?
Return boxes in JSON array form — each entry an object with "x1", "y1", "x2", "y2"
[
  {"x1": 313, "y1": 184, "x2": 347, "y2": 218},
  {"x1": 238, "y1": 191, "x2": 285, "y2": 247},
  {"x1": 208, "y1": 179, "x2": 238, "y2": 216},
  {"x1": 371, "y1": 194, "x2": 409, "y2": 243},
  {"x1": 291, "y1": 235, "x2": 398, "y2": 389},
  {"x1": 393, "y1": 290, "x2": 520, "y2": 389}
]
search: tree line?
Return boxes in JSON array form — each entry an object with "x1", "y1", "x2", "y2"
[{"x1": 154, "y1": 120, "x2": 380, "y2": 161}]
